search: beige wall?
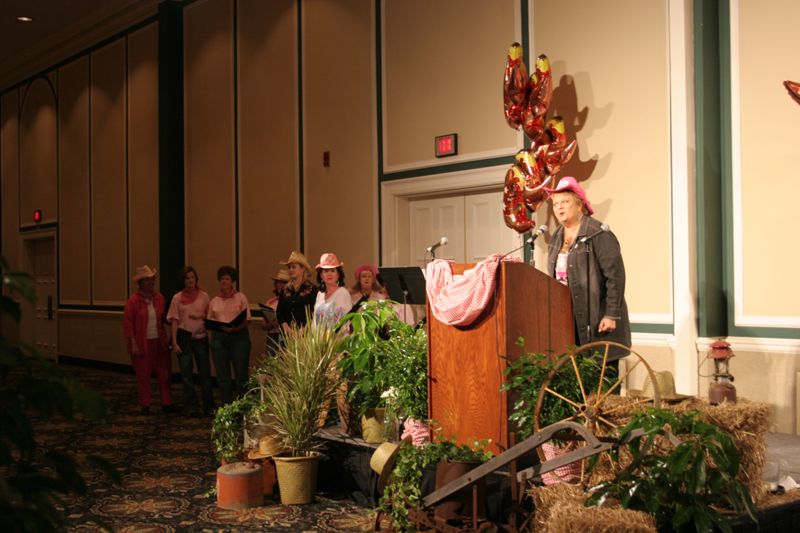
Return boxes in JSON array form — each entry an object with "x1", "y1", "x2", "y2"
[
  {"x1": 58, "y1": 57, "x2": 91, "y2": 304},
  {"x1": 184, "y1": 0, "x2": 236, "y2": 290},
  {"x1": 19, "y1": 78, "x2": 58, "y2": 227},
  {"x1": 302, "y1": 0, "x2": 377, "y2": 274},
  {"x1": 533, "y1": 0, "x2": 672, "y2": 322},
  {"x1": 383, "y1": 0, "x2": 518, "y2": 170},
  {"x1": 738, "y1": 0, "x2": 800, "y2": 320}
]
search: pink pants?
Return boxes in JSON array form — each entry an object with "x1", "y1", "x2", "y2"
[{"x1": 132, "y1": 338, "x2": 172, "y2": 407}]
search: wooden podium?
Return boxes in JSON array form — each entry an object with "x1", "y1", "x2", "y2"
[{"x1": 427, "y1": 261, "x2": 574, "y2": 453}]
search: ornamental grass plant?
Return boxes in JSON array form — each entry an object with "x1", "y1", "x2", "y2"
[{"x1": 262, "y1": 318, "x2": 346, "y2": 456}]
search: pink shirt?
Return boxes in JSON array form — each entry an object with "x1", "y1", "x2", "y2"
[
  {"x1": 167, "y1": 290, "x2": 210, "y2": 339},
  {"x1": 208, "y1": 291, "x2": 252, "y2": 324}
]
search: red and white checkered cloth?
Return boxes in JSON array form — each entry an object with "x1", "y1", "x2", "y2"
[{"x1": 425, "y1": 254, "x2": 519, "y2": 327}]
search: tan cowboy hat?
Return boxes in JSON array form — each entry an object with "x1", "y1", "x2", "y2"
[
  {"x1": 629, "y1": 371, "x2": 691, "y2": 402},
  {"x1": 247, "y1": 435, "x2": 284, "y2": 460},
  {"x1": 316, "y1": 252, "x2": 344, "y2": 270},
  {"x1": 279, "y1": 251, "x2": 314, "y2": 276},
  {"x1": 370, "y1": 437, "x2": 411, "y2": 494},
  {"x1": 133, "y1": 265, "x2": 158, "y2": 282},
  {"x1": 271, "y1": 268, "x2": 290, "y2": 283}
]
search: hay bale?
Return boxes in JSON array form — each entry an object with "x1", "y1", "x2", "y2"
[
  {"x1": 527, "y1": 484, "x2": 656, "y2": 533},
  {"x1": 588, "y1": 396, "x2": 771, "y2": 503}
]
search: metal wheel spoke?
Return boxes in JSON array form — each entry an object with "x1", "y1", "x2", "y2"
[
  {"x1": 596, "y1": 343, "x2": 611, "y2": 397},
  {"x1": 544, "y1": 387, "x2": 583, "y2": 410},
  {"x1": 570, "y1": 355, "x2": 588, "y2": 403},
  {"x1": 599, "y1": 358, "x2": 644, "y2": 402}
]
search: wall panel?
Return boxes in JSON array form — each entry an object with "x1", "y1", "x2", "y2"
[
  {"x1": 184, "y1": 0, "x2": 235, "y2": 287},
  {"x1": 58, "y1": 57, "x2": 91, "y2": 304},
  {"x1": 737, "y1": 0, "x2": 800, "y2": 322},
  {"x1": 19, "y1": 78, "x2": 58, "y2": 226},
  {"x1": 90, "y1": 40, "x2": 128, "y2": 305},
  {"x1": 127, "y1": 23, "x2": 160, "y2": 294},
  {"x1": 1, "y1": 90, "x2": 21, "y2": 268},
  {"x1": 533, "y1": 0, "x2": 672, "y2": 322},
  {"x1": 237, "y1": 0, "x2": 297, "y2": 299},
  {"x1": 303, "y1": 0, "x2": 377, "y2": 271},
  {"x1": 383, "y1": 0, "x2": 517, "y2": 170}
]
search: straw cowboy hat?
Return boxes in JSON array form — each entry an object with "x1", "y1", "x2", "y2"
[
  {"x1": 628, "y1": 371, "x2": 691, "y2": 402},
  {"x1": 247, "y1": 435, "x2": 284, "y2": 460},
  {"x1": 279, "y1": 251, "x2": 314, "y2": 276},
  {"x1": 370, "y1": 437, "x2": 411, "y2": 494},
  {"x1": 271, "y1": 268, "x2": 290, "y2": 283},
  {"x1": 316, "y1": 252, "x2": 344, "y2": 270},
  {"x1": 133, "y1": 265, "x2": 158, "y2": 282}
]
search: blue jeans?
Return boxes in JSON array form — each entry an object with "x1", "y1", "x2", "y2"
[
  {"x1": 210, "y1": 329, "x2": 251, "y2": 404},
  {"x1": 178, "y1": 337, "x2": 213, "y2": 412}
]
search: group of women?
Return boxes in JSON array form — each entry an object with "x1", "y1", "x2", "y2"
[{"x1": 123, "y1": 251, "x2": 388, "y2": 416}]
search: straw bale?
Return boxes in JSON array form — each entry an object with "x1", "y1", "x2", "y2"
[{"x1": 527, "y1": 484, "x2": 655, "y2": 533}]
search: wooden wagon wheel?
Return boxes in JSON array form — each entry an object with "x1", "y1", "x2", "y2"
[{"x1": 531, "y1": 341, "x2": 661, "y2": 482}]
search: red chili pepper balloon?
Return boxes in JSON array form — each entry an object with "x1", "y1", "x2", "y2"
[{"x1": 502, "y1": 45, "x2": 576, "y2": 234}]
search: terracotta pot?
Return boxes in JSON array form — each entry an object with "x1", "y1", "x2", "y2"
[
  {"x1": 434, "y1": 460, "x2": 485, "y2": 518},
  {"x1": 216, "y1": 461, "x2": 263, "y2": 509},
  {"x1": 273, "y1": 451, "x2": 320, "y2": 505}
]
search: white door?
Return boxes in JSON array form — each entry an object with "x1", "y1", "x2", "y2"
[
  {"x1": 409, "y1": 190, "x2": 523, "y2": 265},
  {"x1": 465, "y1": 191, "x2": 523, "y2": 262},
  {"x1": 23, "y1": 236, "x2": 58, "y2": 360},
  {"x1": 409, "y1": 196, "x2": 464, "y2": 267}
]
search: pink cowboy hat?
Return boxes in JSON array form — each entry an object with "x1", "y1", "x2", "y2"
[
  {"x1": 354, "y1": 264, "x2": 378, "y2": 279},
  {"x1": 316, "y1": 252, "x2": 344, "y2": 270},
  {"x1": 133, "y1": 265, "x2": 158, "y2": 282},
  {"x1": 545, "y1": 176, "x2": 594, "y2": 215}
]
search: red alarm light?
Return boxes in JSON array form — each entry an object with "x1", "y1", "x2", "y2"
[
  {"x1": 435, "y1": 133, "x2": 458, "y2": 157},
  {"x1": 33, "y1": 209, "x2": 42, "y2": 223}
]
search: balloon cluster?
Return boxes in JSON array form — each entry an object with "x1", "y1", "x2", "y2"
[
  {"x1": 785, "y1": 80, "x2": 800, "y2": 105},
  {"x1": 502, "y1": 43, "x2": 576, "y2": 233}
]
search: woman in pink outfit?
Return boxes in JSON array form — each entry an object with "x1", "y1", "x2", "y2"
[{"x1": 123, "y1": 265, "x2": 177, "y2": 414}]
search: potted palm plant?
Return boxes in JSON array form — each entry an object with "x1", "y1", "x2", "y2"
[{"x1": 261, "y1": 318, "x2": 345, "y2": 504}]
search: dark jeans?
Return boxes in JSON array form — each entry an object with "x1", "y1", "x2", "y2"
[
  {"x1": 210, "y1": 329, "x2": 251, "y2": 404},
  {"x1": 178, "y1": 337, "x2": 213, "y2": 412}
]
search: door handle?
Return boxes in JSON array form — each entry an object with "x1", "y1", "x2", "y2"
[{"x1": 47, "y1": 296, "x2": 53, "y2": 321}]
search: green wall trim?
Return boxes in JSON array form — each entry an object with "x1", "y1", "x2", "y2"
[
  {"x1": 631, "y1": 323, "x2": 674, "y2": 335},
  {"x1": 694, "y1": 0, "x2": 726, "y2": 337},
  {"x1": 381, "y1": 155, "x2": 513, "y2": 182},
  {"x1": 157, "y1": 0, "x2": 184, "y2": 299}
]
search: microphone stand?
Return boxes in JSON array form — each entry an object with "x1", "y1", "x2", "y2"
[{"x1": 584, "y1": 238, "x2": 592, "y2": 344}]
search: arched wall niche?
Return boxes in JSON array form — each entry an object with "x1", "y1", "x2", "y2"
[{"x1": 19, "y1": 76, "x2": 58, "y2": 226}]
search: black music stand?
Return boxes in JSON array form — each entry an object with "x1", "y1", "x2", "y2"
[{"x1": 378, "y1": 267, "x2": 426, "y2": 323}]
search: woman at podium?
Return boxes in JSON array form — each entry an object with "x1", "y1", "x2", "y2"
[{"x1": 545, "y1": 177, "x2": 631, "y2": 358}]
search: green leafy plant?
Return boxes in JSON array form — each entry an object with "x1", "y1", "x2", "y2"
[
  {"x1": 586, "y1": 408, "x2": 757, "y2": 533},
  {"x1": 501, "y1": 340, "x2": 609, "y2": 438},
  {"x1": 211, "y1": 395, "x2": 257, "y2": 461},
  {"x1": 379, "y1": 435, "x2": 493, "y2": 531},
  {"x1": 262, "y1": 317, "x2": 345, "y2": 455},
  {"x1": 380, "y1": 322, "x2": 428, "y2": 421},
  {"x1": 0, "y1": 256, "x2": 119, "y2": 531},
  {"x1": 337, "y1": 300, "x2": 396, "y2": 417}
]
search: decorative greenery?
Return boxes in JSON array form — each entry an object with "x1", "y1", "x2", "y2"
[
  {"x1": 262, "y1": 317, "x2": 345, "y2": 456},
  {"x1": 379, "y1": 321, "x2": 428, "y2": 421},
  {"x1": 501, "y1": 339, "x2": 609, "y2": 438},
  {"x1": 337, "y1": 300, "x2": 428, "y2": 420},
  {"x1": 211, "y1": 396, "x2": 257, "y2": 462},
  {"x1": 379, "y1": 434, "x2": 493, "y2": 532},
  {"x1": 586, "y1": 408, "x2": 758, "y2": 533},
  {"x1": 0, "y1": 256, "x2": 119, "y2": 531}
]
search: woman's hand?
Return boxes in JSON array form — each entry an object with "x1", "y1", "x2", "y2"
[
  {"x1": 172, "y1": 340, "x2": 182, "y2": 355},
  {"x1": 598, "y1": 317, "x2": 616, "y2": 334}
]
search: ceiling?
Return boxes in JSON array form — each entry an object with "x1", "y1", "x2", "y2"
[{"x1": 0, "y1": 0, "x2": 160, "y2": 91}]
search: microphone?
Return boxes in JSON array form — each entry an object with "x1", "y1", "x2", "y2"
[
  {"x1": 580, "y1": 224, "x2": 609, "y2": 244},
  {"x1": 500, "y1": 224, "x2": 548, "y2": 260},
  {"x1": 527, "y1": 224, "x2": 549, "y2": 245},
  {"x1": 426, "y1": 236, "x2": 448, "y2": 253}
]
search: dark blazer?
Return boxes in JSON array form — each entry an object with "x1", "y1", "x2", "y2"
[{"x1": 546, "y1": 216, "x2": 631, "y2": 359}]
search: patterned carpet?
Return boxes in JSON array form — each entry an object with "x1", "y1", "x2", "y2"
[{"x1": 37, "y1": 363, "x2": 374, "y2": 532}]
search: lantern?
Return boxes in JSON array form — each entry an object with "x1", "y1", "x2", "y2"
[{"x1": 708, "y1": 340, "x2": 736, "y2": 405}]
